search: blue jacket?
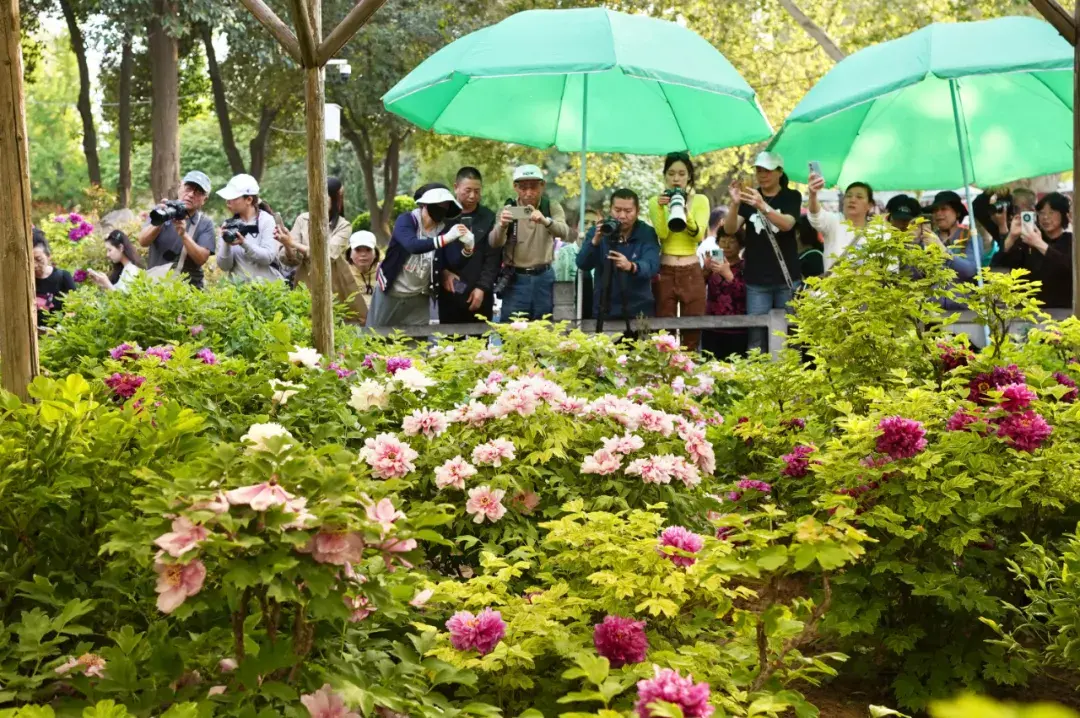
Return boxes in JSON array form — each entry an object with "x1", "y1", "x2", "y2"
[
  {"x1": 576, "y1": 220, "x2": 660, "y2": 319},
  {"x1": 377, "y1": 210, "x2": 451, "y2": 292}
]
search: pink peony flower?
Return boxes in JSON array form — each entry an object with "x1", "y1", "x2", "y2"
[
  {"x1": 492, "y1": 390, "x2": 538, "y2": 417},
  {"x1": 633, "y1": 406, "x2": 676, "y2": 436},
  {"x1": 635, "y1": 666, "x2": 714, "y2": 718},
  {"x1": 145, "y1": 345, "x2": 174, "y2": 362},
  {"x1": 218, "y1": 658, "x2": 238, "y2": 673},
  {"x1": 191, "y1": 492, "x2": 229, "y2": 514},
  {"x1": 684, "y1": 436, "x2": 716, "y2": 475},
  {"x1": 626, "y1": 455, "x2": 674, "y2": 485},
  {"x1": 73, "y1": 269, "x2": 88, "y2": 283},
  {"x1": 658, "y1": 526, "x2": 704, "y2": 568},
  {"x1": 435, "y1": 456, "x2": 477, "y2": 490},
  {"x1": 509, "y1": 320, "x2": 528, "y2": 331},
  {"x1": 344, "y1": 594, "x2": 374, "y2": 622},
  {"x1": 105, "y1": 372, "x2": 145, "y2": 398},
  {"x1": 999, "y1": 383, "x2": 1037, "y2": 412},
  {"x1": 56, "y1": 653, "x2": 107, "y2": 678},
  {"x1": 969, "y1": 365, "x2": 1026, "y2": 404},
  {"x1": 109, "y1": 342, "x2": 143, "y2": 360},
  {"x1": 154, "y1": 558, "x2": 206, "y2": 613},
  {"x1": 510, "y1": 490, "x2": 540, "y2": 515},
  {"x1": 668, "y1": 456, "x2": 702, "y2": 487},
  {"x1": 781, "y1": 444, "x2": 817, "y2": 478},
  {"x1": 360, "y1": 434, "x2": 419, "y2": 480},
  {"x1": 445, "y1": 608, "x2": 506, "y2": 655},
  {"x1": 375, "y1": 536, "x2": 417, "y2": 571},
  {"x1": 593, "y1": 615, "x2": 648, "y2": 667},
  {"x1": 602, "y1": 434, "x2": 645, "y2": 456},
  {"x1": 876, "y1": 416, "x2": 928, "y2": 460},
  {"x1": 669, "y1": 353, "x2": 695, "y2": 373},
  {"x1": 154, "y1": 517, "x2": 209, "y2": 558},
  {"x1": 997, "y1": 410, "x2": 1053, "y2": 452},
  {"x1": 385, "y1": 356, "x2": 413, "y2": 375},
  {"x1": 300, "y1": 684, "x2": 360, "y2": 718},
  {"x1": 189, "y1": 324, "x2": 205, "y2": 337},
  {"x1": 410, "y1": 588, "x2": 434, "y2": 607},
  {"x1": 402, "y1": 408, "x2": 449, "y2": 438},
  {"x1": 1055, "y1": 372, "x2": 1078, "y2": 403},
  {"x1": 652, "y1": 334, "x2": 680, "y2": 353},
  {"x1": 301, "y1": 531, "x2": 365, "y2": 566},
  {"x1": 225, "y1": 481, "x2": 295, "y2": 511},
  {"x1": 946, "y1": 410, "x2": 981, "y2": 432},
  {"x1": 465, "y1": 486, "x2": 507, "y2": 524},
  {"x1": 472, "y1": 438, "x2": 516, "y2": 467},
  {"x1": 195, "y1": 348, "x2": 218, "y2": 365},
  {"x1": 366, "y1": 498, "x2": 405, "y2": 536},
  {"x1": 556, "y1": 397, "x2": 588, "y2": 415},
  {"x1": 582, "y1": 448, "x2": 622, "y2": 475}
]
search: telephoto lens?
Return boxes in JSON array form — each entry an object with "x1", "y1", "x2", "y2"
[{"x1": 666, "y1": 189, "x2": 687, "y2": 232}]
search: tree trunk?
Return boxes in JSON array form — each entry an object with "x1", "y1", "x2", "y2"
[
  {"x1": 340, "y1": 111, "x2": 404, "y2": 244},
  {"x1": 201, "y1": 24, "x2": 246, "y2": 176},
  {"x1": 777, "y1": 0, "x2": 846, "y2": 62},
  {"x1": 148, "y1": 0, "x2": 180, "y2": 201},
  {"x1": 59, "y1": 0, "x2": 101, "y2": 186},
  {"x1": 0, "y1": 0, "x2": 39, "y2": 398},
  {"x1": 117, "y1": 34, "x2": 133, "y2": 208},
  {"x1": 248, "y1": 105, "x2": 279, "y2": 182}
]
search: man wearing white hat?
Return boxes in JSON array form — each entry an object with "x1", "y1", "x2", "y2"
[
  {"x1": 137, "y1": 170, "x2": 217, "y2": 288},
  {"x1": 490, "y1": 164, "x2": 570, "y2": 322}
]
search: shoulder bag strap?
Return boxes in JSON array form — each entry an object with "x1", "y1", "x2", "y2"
[{"x1": 756, "y1": 209, "x2": 794, "y2": 290}]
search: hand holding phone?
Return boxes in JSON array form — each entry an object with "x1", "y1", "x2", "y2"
[
  {"x1": 808, "y1": 161, "x2": 822, "y2": 178},
  {"x1": 508, "y1": 205, "x2": 531, "y2": 221}
]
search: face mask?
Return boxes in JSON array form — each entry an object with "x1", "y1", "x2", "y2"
[{"x1": 426, "y1": 204, "x2": 448, "y2": 222}]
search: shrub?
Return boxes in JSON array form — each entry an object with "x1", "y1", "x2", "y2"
[{"x1": 351, "y1": 195, "x2": 417, "y2": 234}]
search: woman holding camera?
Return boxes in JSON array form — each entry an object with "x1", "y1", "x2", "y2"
[
  {"x1": 87, "y1": 230, "x2": 145, "y2": 292},
  {"x1": 215, "y1": 174, "x2": 283, "y2": 283},
  {"x1": 647, "y1": 152, "x2": 711, "y2": 351},
  {"x1": 275, "y1": 176, "x2": 366, "y2": 323},
  {"x1": 993, "y1": 192, "x2": 1073, "y2": 308}
]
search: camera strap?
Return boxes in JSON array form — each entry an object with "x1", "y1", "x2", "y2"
[{"x1": 756, "y1": 209, "x2": 795, "y2": 290}]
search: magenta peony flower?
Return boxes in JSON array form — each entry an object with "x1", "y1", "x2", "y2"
[
  {"x1": 67, "y1": 212, "x2": 84, "y2": 224},
  {"x1": 781, "y1": 444, "x2": 816, "y2": 478},
  {"x1": 937, "y1": 342, "x2": 974, "y2": 372},
  {"x1": 969, "y1": 365, "x2": 1026, "y2": 404},
  {"x1": 999, "y1": 383, "x2": 1036, "y2": 412},
  {"x1": 658, "y1": 526, "x2": 704, "y2": 568},
  {"x1": 997, "y1": 410, "x2": 1053, "y2": 452},
  {"x1": 445, "y1": 608, "x2": 506, "y2": 655},
  {"x1": 781, "y1": 417, "x2": 806, "y2": 432},
  {"x1": 104, "y1": 372, "x2": 145, "y2": 398},
  {"x1": 385, "y1": 356, "x2": 413, "y2": 375},
  {"x1": 737, "y1": 478, "x2": 772, "y2": 494},
  {"x1": 593, "y1": 615, "x2": 648, "y2": 667},
  {"x1": 109, "y1": 342, "x2": 142, "y2": 360},
  {"x1": 634, "y1": 666, "x2": 714, "y2": 718},
  {"x1": 946, "y1": 410, "x2": 981, "y2": 432},
  {"x1": 73, "y1": 269, "x2": 88, "y2": 283},
  {"x1": 195, "y1": 348, "x2": 218, "y2": 365},
  {"x1": 1054, "y1": 372, "x2": 1078, "y2": 403},
  {"x1": 327, "y1": 362, "x2": 355, "y2": 379},
  {"x1": 145, "y1": 345, "x2": 174, "y2": 362},
  {"x1": 361, "y1": 353, "x2": 378, "y2": 370},
  {"x1": 875, "y1": 416, "x2": 927, "y2": 460}
]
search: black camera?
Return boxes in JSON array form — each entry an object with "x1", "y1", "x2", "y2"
[
  {"x1": 150, "y1": 200, "x2": 188, "y2": 227},
  {"x1": 222, "y1": 217, "x2": 259, "y2": 244},
  {"x1": 597, "y1": 217, "x2": 620, "y2": 236}
]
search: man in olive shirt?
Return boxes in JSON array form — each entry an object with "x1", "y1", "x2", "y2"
[{"x1": 489, "y1": 164, "x2": 570, "y2": 322}]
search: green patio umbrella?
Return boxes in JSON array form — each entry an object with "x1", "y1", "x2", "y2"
[
  {"x1": 769, "y1": 16, "x2": 1073, "y2": 191},
  {"x1": 383, "y1": 7, "x2": 772, "y2": 321}
]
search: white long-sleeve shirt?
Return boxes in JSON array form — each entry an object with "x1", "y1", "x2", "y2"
[
  {"x1": 216, "y1": 210, "x2": 283, "y2": 282},
  {"x1": 807, "y1": 210, "x2": 861, "y2": 271}
]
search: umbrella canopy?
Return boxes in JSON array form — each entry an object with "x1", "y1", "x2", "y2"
[
  {"x1": 769, "y1": 16, "x2": 1073, "y2": 190},
  {"x1": 382, "y1": 7, "x2": 772, "y2": 155}
]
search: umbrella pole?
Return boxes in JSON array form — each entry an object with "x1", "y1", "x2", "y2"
[
  {"x1": 949, "y1": 78, "x2": 991, "y2": 347},
  {"x1": 576, "y1": 74, "x2": 589, "y2": 326}
]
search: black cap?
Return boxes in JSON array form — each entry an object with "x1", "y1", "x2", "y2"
[
  {"x1": 886, "y1": 194, "x2": 921, "y2": 220},
  {"x1": 929, "y1": 190, "x2": 969, "y2": 220}
]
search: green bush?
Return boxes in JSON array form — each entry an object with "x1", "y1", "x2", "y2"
[{"x1": 351, "y1": 195, "x2": 417, "y2": 234}]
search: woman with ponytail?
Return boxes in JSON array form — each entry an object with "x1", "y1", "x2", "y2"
[
  {"x1": 87, "y1": 230, "x2": 145, "y2": 292},
  {"x1": 216, "y1": 173, "x2": 283, "y2": 282}
]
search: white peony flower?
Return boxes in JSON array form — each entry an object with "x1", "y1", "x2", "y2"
[
  {"x1": 393, "y1": 367, "x2": 436, "y2": 393},
  {"x1": 269, "y1": 379, "x2": 303, "y2": 405},
  {"x1": 240, "y1": 422, "x2": 294, "y2": 453},
  {"x1": 287, "y1": 346, "x2": 322, "y2": 369},
  {"x1": 349, "y1": 380, "x2": 390, "y2": 412}
]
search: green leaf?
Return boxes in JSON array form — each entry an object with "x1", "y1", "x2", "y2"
[
  {"x1": 756, "y1": 545, "x2": 789, "y2": 571},
  {"x1": 81, "y1": 701, "x2": 133, "y2": 718}
]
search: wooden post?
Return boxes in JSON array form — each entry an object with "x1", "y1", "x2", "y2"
[{"x1": 0, "y1": 0, "x2": 38, "y2": 399}]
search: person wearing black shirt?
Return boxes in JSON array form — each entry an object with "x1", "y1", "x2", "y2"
[
  {"x1": 796, "y1": 215, "x2": 825, "y2": 279},
  {"x1": 722, "y1": 151, "x2": 803, "y2": 353},
  {"x1": 992, "y1": 191, "x2": 1073, "y2": 308},
  {"x1": 438, "y1": 167, "x2": 500, "y2": 324},
  {"x1": 32, "y1": 234, "x2": 76, "y2": 327}
]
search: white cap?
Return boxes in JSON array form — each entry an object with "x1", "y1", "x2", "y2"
[
  {"x1": 415, "y1": 187, "x2": 461, "y2": 208},
  {"x1": 217, "y1": 174, "x2": 260, "y2": 200},
  {"x1": 753, "y1": 151, "x2": 784, "y2": 171},
  {"x1": 513, "y1": 164, "x2": 545, "y2": 182},
  {"x1": 349, "y1": 231, "x2": 377, "y2": 251}
]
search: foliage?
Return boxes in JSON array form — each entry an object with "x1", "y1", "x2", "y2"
[
  {"x1": 352, "y1": 195, "x2": 416, "y2": 234},
  {"x1": 38, "y1": 212, "x2": 112, "y2": 277}
]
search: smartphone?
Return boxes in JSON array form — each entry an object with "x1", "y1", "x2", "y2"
[
  {"x1": 808, "y1": 161, "x2": 822, "y2": 178},
  {"x1": 460, "y1": 216, "x2": 473, "y2": 230},
  {"x1": 508, "y1": 205, "x2": 531, "y2": 220},
  {"x1": 273, "y1": 212, "x2": 286, "y2": 230},
  {"x1": 1021, "y1": 210, "x2": 1036, "y2": 232},
  {"x1": 710, "y1": 249, "x2": 723, "y2": 260}
]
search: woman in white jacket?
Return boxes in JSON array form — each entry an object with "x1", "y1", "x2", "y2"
[{"x1": 806, "y1": 172, "x2": 874, "y2": 271}]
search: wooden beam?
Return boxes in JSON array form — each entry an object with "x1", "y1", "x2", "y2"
[
  {"x1": 1074, "y1": 0, "x2": 1080, "y2": 317},
  {"x1": 1030, "y1": 0, "x2": 1076, "y2": 45},
  {"x1": 0, "y1": 0, "x2": 38, "y2": 399},
  {"x1": 304, "y1": 0, "x2": 334, "y2": 355},
  {"x1": 287, "y1": 0, "x2": 318, "y2": 68},
  {"x1": 235, "y1": 0, "x2": 304, "y2": 63},
  {"x1": 318, "y1": 0, "x2": 388, "y2": 66}
]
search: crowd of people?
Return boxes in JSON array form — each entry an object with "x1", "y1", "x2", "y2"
[{"x1": 31, "y1": 153, "x2": 1076, "y2": 357}]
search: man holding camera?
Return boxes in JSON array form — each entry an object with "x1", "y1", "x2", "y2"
[
  {"x1": 438, "y1": 167, "x2": 500, "y2": 324},
  {"x1": 489, "y1": 164, "x2": 570, "y2": 322},
  {"x1": 137, "y1": 171, "x2": 217, "y2": 288},
  {"x1": 575, "y1": 189, "x2": 660, "y2": 329}
]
